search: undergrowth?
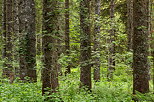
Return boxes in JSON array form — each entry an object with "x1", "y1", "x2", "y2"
[{"x1": 0, "y1": 70, "x2": 153, "y2": 102}]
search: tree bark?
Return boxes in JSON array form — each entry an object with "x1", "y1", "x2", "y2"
[
  {"x1": 93, "y1": 0, "x2": 101, "y2": 82},
  {"x1": 18, "y1": 0, "x2": 37, "y2": 82},
  {"x1": 133, "y1": 0, "x2": 150, "y2": 94},
  {"x1": 126, "y1": 0, "x2": 133, "y2": 51},
  {"x1": 2, "y1": 0, "x2": 13, "y2": 78},
  {"x1": 36, "y1": 0, "x2": 43, "y2": 56},
  {"x1": 107, "y1": 0, "x2": 116, "y2": 81},
  {"x1": 80, "y1": 0, "x2": 92, "y2": 90},
  {"x1": 150, "y1": 0, "x2": 154, "y2": 93},
  {"x1": 65, "y1": 0, "x2": 71, "y2": 75},
  {"x1": 13, "y1": 0, "x2": 20, "y2": 77},
  {"x1": 42, "y1": 0, "x2": 59, "y2": 95}
]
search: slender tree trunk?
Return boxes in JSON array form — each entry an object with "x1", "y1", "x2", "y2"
[
  {"x1": 2, "y1": 0, "x2": 13, "y2": 78},
  {"x1": 126, "y1": 0, "x2": 133, "y2": 51},
  {"x1": 13, "y1": 0, "x2": 20, "y2": 77},
  {"x1": 18, "y1": 0, "x2": 37, "y2": 82},
  {"x1": 65, "y1": 0, "x2": 71, "y2": 75},
  {"x1": 93, "y1": 0, "x2": 101, "y2": 82},
  {"x1": 35, "y1": 0, "x2": 43, "y2": 56},
  {"x1": 133, "y1": 0, "x2": 150, "y2": 94},
  {"x1": 151, "y1": 0, "x2": 154, "y2": 93},
  {"x1": 0, "y1": 0, "x2": 2, "y2": 60},
  {"x1": 80, "y1": 0, "x2": 92, "y2": 90},
  {"x1": 107, "y1": 0, "x2": 116, "y2": 81},
  {"x1": 0, "y1": 0, "x2": 2, "y2": 25},
  {"x1": 57, "y1": 14, "x2": 63, "y2": 76},
  {"x1": 57, "y1": 34, "x2": 63, "y2": 76},
  {"x1": 2, "y1": 0, "x2": 7, "y2": 77},
  {"x1": 152, "y1": 38, "x2": 154, "y2": 93},
  {"x1": 42, "y1": 0, "x2": 59, "y2": 95}
]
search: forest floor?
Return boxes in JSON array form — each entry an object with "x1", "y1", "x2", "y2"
[{"x1": 0, "y1": 68, "x2": 154, "y2": 102}]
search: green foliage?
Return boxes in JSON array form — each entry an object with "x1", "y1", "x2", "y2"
[
  {"x1": 59, "y1": 71, "x2": 133, "y2": 102},
  {"x1": 0, "y1": 0, "x2": 153, "y2": 102},
  {"x1": 133, "y1": 91, "x2": 154, "y2": 102},
  {"x1": 58, "y1": 50, "x2": 79, "y2": 70},
  {"x1": 0, "y1": 82, "x2": 44, "y2": 102},
  {"x1": 0, "y1": 66, "x2": 153, "y2": 102}
]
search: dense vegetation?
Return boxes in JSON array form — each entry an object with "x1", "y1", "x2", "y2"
[{"x1": 0, "y1": 0, "x2": 154, "y2": 102}]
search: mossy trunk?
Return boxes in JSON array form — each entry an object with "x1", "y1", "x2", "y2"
[
  {"x1": 93, "y1": 0, "x2": 101, "y2": 82},
  {"x1": 80, "y1": 0, "x2": 92, "y2": 90},
  {"x1": 65, "y1": 0, "x2": 71, "y2": 75},
  {"x1": 133, "y1": 0, "x2": 150, "y2": 94},
  {"x1": 107, "y1": 0, "x2": 116, "y2": 81},
  {"x1": 2, "y1": 0, "x2": 13, "y2": 78},
  {"x1": 126, "y1": 0, "x2": 133, "y2": 51},
  {"x1": 18, "y1": 0, "x2": 37, "y2": 82},
  {"x1": 42, "y1": 0, "x2": 59, "y2": 95}
]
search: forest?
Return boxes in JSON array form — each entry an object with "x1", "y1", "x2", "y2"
[{"x1": 0, "y1": 0, "x2": 154, "y2": 102}]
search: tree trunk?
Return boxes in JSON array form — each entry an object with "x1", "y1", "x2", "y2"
[
  {"x1": 65, "y1": 0, "x2": 71, "y2": 75},
  {"x1": 80, "y1": 0, "x2": 92, "y2": 90},
  {"x1": 93, "y1": 0, "x2": 101, "y2": 82},
  {"x1": 18, "y1": 0, "x2": 37, "y2": 82},
  {"x1": 2, "y1": 0, "x2": 13, "y2": 78},
  {"x1": 126, "y1": 0, "x2": 133, "y2": 51},
  {"x1": 13, "y1": 0, "x2": 20, "y2": 77},
  {"x1": 150, "y1": 0, "x2": 154, "y2": 93},
  {"x1": 42, "y1": 0, "x2": 59, "y2": 95},
  {"x1": 107, "y1": 0, "x2": 116, "y2": 81},
  {"x1": 133, "y1": 0, "x2": 150, "y2": 94},
  {"x1": 35, "y1": 0, "x2": 43, "y2": 56},
  {"x1": 57, "y1": 16, "x2": 63, "y2": 76}
]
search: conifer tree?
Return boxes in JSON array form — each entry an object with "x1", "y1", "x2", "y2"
[
  {"x1": 42, "y1": 0, "x2": 59, "y2": 95},
  {"x1": 80, "y1": 0, "x2": 92, "y2": 90},
  {"x1": 133, "y1": 0, "x2": 150, "y2": 94}
]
